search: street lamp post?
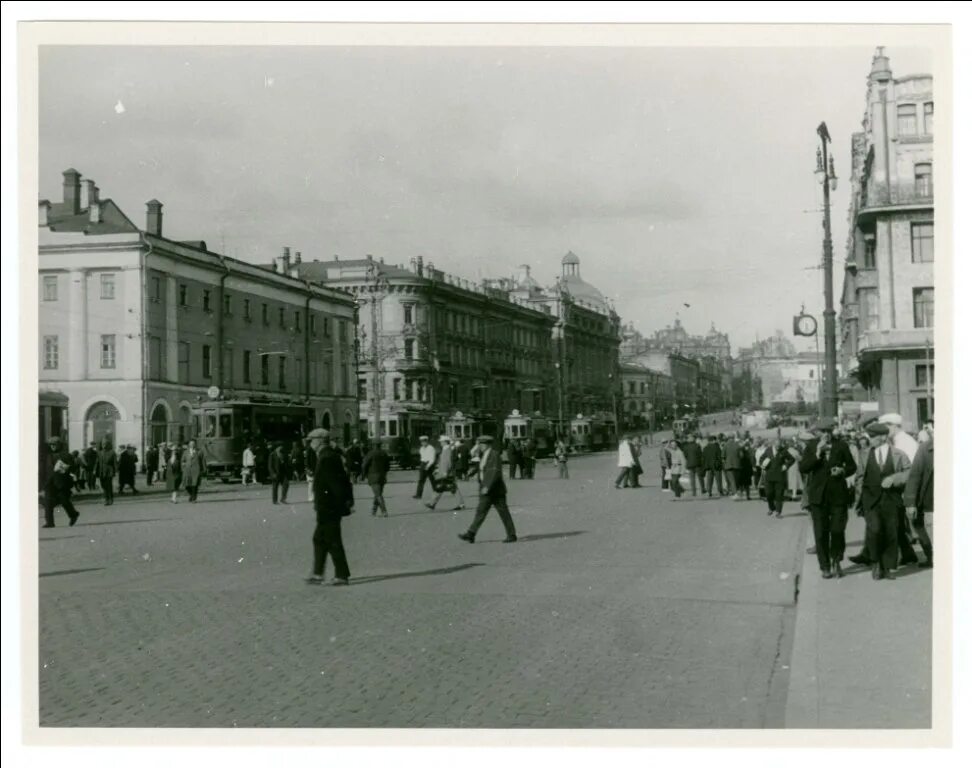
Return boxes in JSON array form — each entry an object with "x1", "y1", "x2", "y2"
[{"x1": 816, "y1": 121, "x2": 839, "y2": 420}]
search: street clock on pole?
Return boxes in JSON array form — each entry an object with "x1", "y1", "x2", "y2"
[{"x1": 793, "y1": 313, "x2": 818, "y2": 337}]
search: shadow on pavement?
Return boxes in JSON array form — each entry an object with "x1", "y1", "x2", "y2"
[
  {"x1": 479, "y1": 530, "x2": 589, "y2": 543},
  {"x1": 40, "y1": 567, "x2": 105, "y2": 578},
  {"x1": 39, "y1": 535, "x2": 86, "y2": 541},
  {"x1": 351, "y1": 562, "x2": 485, "y2": 585},
  {"x1": 78, "y1": 518, "x2": 172, "y2": 527}
]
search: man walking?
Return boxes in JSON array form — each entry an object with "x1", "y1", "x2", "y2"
[
  {"x1": 458, "y1": 435, "x2": 517, "y2": 544},
  {"x1": 903, "y1": 433, "x2": 934, "y2": 568},
  {"x1": 83, "y1": 441, "x2": 98, "y2": 490},
  {"x1": 42, "y1": 458, "x2": 80, "y2": 528},
  {"x1": 799, "y1": 417, "x2": 857, "y2": 578},
  {"x1": 761, "y1": 438, "x2": 794, "y2": 518},
  {"x1": 268, "y1": 442, "x2": 291, "y2": 504},
  {"x1": 426, "y1": 436, "x2": 466, "y2": 511},
  {"x1": 658, "y1": 441, "x2": 672, "y2": 491},
  {"x1": 181, "y1": 439, "x2": 206, "y2": 503},
  {"x1": 145, "y1": 444, "x2": 159, "y2": 487},
  {"x1": 554, "y1": 438, "x2": 570, "y2": 479},
  {"x1": 305, "y1": 428, "x2": 354, "y2": 586},
  {"x1": 118, "y1": 445, "x2": 139, "y2": 495},
  {"x1": 241, "y1": 443, "x2": 256, "y2": 486},
  {"x1": 682, "y1": 434, "x2": 704, "y2": 497},
  {"x1": 413, "y1": 436, "x2": 436, "y2": 499},
  {"x1": 857, "y1": 422, "x2": 912, "y2": 580},
  {"x1": 361, "y1": 440, "x2": 391, "y2": 517},
  {"x1": 615, "y1": 435, "x2": 636, "y2": 489},
  {"x1": 702, "y1": 435, "x2": 724, "y2": 498},
  {"x1": 723, "y1": 433, "x2": 741, "y2": 499},
  {"x1": 667, "y1": 439, "x2": 686, "y2": 500},
  {"x1": 94, "y1": 438, "x2": 118, "y2": 506}
]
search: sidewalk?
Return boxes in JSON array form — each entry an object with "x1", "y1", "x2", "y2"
[{"x1": 785, "y1": 513, "x2": 933, "y2": 727}]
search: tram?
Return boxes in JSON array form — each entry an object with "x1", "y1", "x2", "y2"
[
  {"x1": 444, "y1": 410, "x2": 498, "y2": 444},
  {"x1": 502, "y1": 410, "x2": 554, "y2": 457},
  {"x1": 361, "y1": 409, "x2": 443, "y2": 469},
  {"x1": 192, "y1": 398, "x2": 315, "y2": 481},
  {"x1": 569, "y1": 412, "x2": 617, "y2": 452}
]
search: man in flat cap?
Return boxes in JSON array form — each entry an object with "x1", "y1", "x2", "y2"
[
  {"x1": 305, "y1": 428, "x2": 354, "y2": 586},
  {"x1": 799, "y1": 416, "x2": 857, "y2": 578},
  {"x1": 856, "y1": 421, "x2": 912, "y2": 580},
  {"x1": 413, "y1": 436, "x2": 437, "y2": 500},
  {"x1": 458, "y1": 435, "x2": 517, "y2": 544},
  {"x1": 878, "y1": 413, "x2": 918, "y2": 462}
]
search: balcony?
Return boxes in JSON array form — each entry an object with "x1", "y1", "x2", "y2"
[{"x1": 857, "y1": 327, "x2": 933, "y2": 357}]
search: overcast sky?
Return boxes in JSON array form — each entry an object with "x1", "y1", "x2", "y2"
[{"x1": 39, "y1": 43, "x2": 934, "y2": 354}]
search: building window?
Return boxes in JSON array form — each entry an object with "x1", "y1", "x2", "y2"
[
  {"x1": 262, "y1": 303, "x2": 269, "y2": 325},
  {"x1": 203, "y1": 289, "x2": 212, "y2": 312},
  {"x1": 449, "y1": 382, "x2": 458, "y2": 405},
  {"x1": 148, "y1": 336, "x2": 162, "y2": 379},
  {"x1": 917, "y1": 397, "x2": 935, "y2": 426},
  {"x1": 223, "y1": 293, "x2": 232, "y2": 315},
  {"x1": 243, "y1": 299, "x2": 251, "y2": 320},
  {"x1": 393, "y1": 378, "x2": 401, "y2": 400},
  {"x1": 43, "y1": 335, "x2": 58, "y2": 369},
  {"x1": 915, "y1": 364, "x2": 935, "y2": 388},
  {"x1": 897, "y1": 104, "x2": 917, "y2": 136},
  {"x1": 100, "y1": 273, "x2": 115, "y2": 299},
  {"x1": 358, "y1": 377, "x2": 368, "y2": 400},
  {"x1": 913, "y1": 288, "x2": 934, "y2": 328},
  {"x1": 923, "y1": 102, "x2": 934, "y2": 135},
  {"x1": 915, "y1": 163, "x2": 933, "y2": 197},
  {"x1": 179, "y1": 283, "x2": 188, "y2": 306},
  {"x1": 202, "y1": 345, "x2": 212, "y2": 378},
  {"x1": 859, "y1": 288, "x2": 880, "y2": 331},
  {"x1": 243, "y1": 350, "x2": 251, "y2": 384},
  {"x1": 223, "y1": 348, "x2": 234, "y2": 387},
  {"x1": 43, "y1": 275, "x2": 58, "y2": 301},
  {"x1": 294, "y1": 311, "x2": 301, "y2": 332},
  {"x1": 863, "y1": 235, "x2": 877, "y2": 269},
  {"x1": 323, "y1": 317, "x2": 330, "y2": 336},
  {"x1": 404, "y1": 339, "x2": 415, "y2": 360},
  {"x1": 178, "y1": 342, "x2": 190, "y2": 383},
  {"x1": 403, "y1": 304, "x2": 413, "y2": 324},
  {"x1": 278, "y1": 356, "x2": 287, "y2": 389},
  {"x1": 150, "y1": 276, "x2": 161, "y2": 301},
  {"x1": 261, "y1": 354, "x2": 270, "y2": 385},
  {"x1": 310, "y1": 314, "x2": 317, "y2": 335},
  {"x1": 100, "y1": 334, "x2": 116, "y2": 368},
  {"x1": 279, "y1": 307, "x2": 286, "y2": 328},
  {"x1": 911, "y1": 222, "x2": 934, "y2": 263}
]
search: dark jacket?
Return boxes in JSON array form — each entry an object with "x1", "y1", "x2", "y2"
[
  {"x1": 312, "y1": 446, "x2": 354, "y2": 517},
  {"x1": 701, "y1": 442, "x2": 723, "y2": 471},
  {"x1": 682, "y1": 441, "x2": 703, "y2": 470},
  {"x1": 268, "y1": 449, "x2": 291, "y2": 481},
  {"x1": 761, "y1": 445, "x2": 795, "y2": 483},
  {"x1": 902, "y1": 439, "x2": 933, "y2": 512},
  {"x1": 799, "y1": 436, "x2": 858, "y2": 507},
  {"x1": 859, "y1": 445, "x2": 911, "y2": 513},
  {"x1": 723, "y1": 439, "x2": 741, "y2": 470},
  {"x1": 478, "y1": 446, "x2": 507, "y2": 497},
  {"x1": 45, "y1": 467, "x2": 75, "y2": 504},
  {"x1": 182, "y1": 448, "x2": 207, "y2": 486},
  {"x1": 361, "y1": 446, "x2": 391, "y2": 484}
]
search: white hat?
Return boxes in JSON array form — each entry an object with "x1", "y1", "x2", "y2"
[
  {"x1": 419, "y1": 435, "x2": 429, "y2": 442},
  {"x1": 878, "y1": 413, "x2": 903, "y2": 426},
  {"x1": 439, "y1": 435, "x2": 451, "y2": 443}
]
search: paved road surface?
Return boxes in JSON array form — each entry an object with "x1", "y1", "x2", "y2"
[{"x1": 39, "y1": 450, "x2": 808, "y2": 728}]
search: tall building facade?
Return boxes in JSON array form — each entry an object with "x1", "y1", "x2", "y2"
[
  {"x1": 38, "y1": 169, "x2": 358, "y2": 453},
  {"x1": 839, "y1": 48, "x2": 935, "y2": 429}
]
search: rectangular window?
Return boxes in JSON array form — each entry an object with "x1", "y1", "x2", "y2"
[
  {"x1": 913, "y1": 288, "x2": 934, "y2": 328},
  {"x1": 278, "y1": 356, "x2": 287, "y2": 389},
  {"x1": 449, "y1": 382, "x2": 458, "y2": 405},
  {"x1": 915, "y1": 163, "x2": 933, "y2": 197},
  {"x1": 923, "y1": 102, "x2": 934, "y2": 135},
  {"x1": 100, "y1": 273, "x2": 115, "y2": 299},
  {"x1": 859, "y1": 288, "x2": 880, "y2": 331},
  {"x1": 223, "y1": 293, "x2": 232, "y2": 315},
  {"x1": 100, "y1": 334, "x2": 116, "y2": 368},
  {"x1": 917, "y1": 397, "x2": 935, "y2": 426},
  {"x1": 243, "y1": 299, "x2": 251, "y2": 320},
  {"x1": 43, "y1": 335, "x2": 58, "y2": 369},
  {"x1": 321, "y1": 361, "x2": 332, "y2": 393},
  {"x1": 43, "y1": 275, "x2": 58, "y2": 301},
  {"x1": 358, "y1": 377, "x2": 368, "y2": 400},
  {"x1": 310, "y1": 314, "x2": 317, "y2": 335},
  {"x1": 279, "y1": 307, "x2": 286, "y2": 328},
  {"x1": 178, "y1": 342, "x2": 190, "y2": 383},
  {"x1": 179, "y1": 284, "x2": 188, "y2": 306},
  {"x1": 911, "y1": 222, "x2": 934, "y2": 263},
  {"x1": 404, "y1": 339, "x2": 415, "y2": 360},
  {"x1": 323, "y1": 317, "x2": 330, "y2": 336},
  {"x1": 261, "y1": 354, "x2": 270, "y2": 385},
  {"x1": 202, "y1": 345, "x2": 212, "y2": 378},
  {"x1": 243, "y1": 350, "x2": 251, "y2": 384},
  {"x1": 219, "y1": 413, "x2": 233, "y2": 438},
  {"x1": 151, "y1": 276, "x2": 161, "y2": 301},
  {"x1": 915, "y1": 364, "x2": 935, "y2": 388},
  {"x1": 295, "y1": 311, "x2": 301, "y2": 332},
  {"x1": 203, "y1": 289, "x2": 211, "y2": 312},
  {"x1": 897, "y1": 104, "x2": 918, "y2": 136},
  {"x1": 403, "y1": 304, "x2": 413, "y2": 324},
  {"x1": 262, "y1": 303, "x2": 269, "y2": 325},
  {"x1": 863, "y1": 235, "x2": 877, "y2": 269},
  {"x1": 223, "y1": 348, "x2": 233, "y2": 387},
  {"x1": 342, "y1": 363, "x2": 350, "y2": 395},
  {"x1": 393, "y1": 378, "x2": 401, "y2": 400},
  {"x1": 148, "y1": 336, "x2": 162, "y2": 379}
]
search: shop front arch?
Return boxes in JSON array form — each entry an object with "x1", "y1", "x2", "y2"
[
  {"x1": 320, "y1": 410, "x2": 332, "y2": 430},
  {"x1": 149, "y1": 399, "x2": 172, "y2": 447},
  {"x1": 85, "y1": 401, "x2": 121, "y2": 448},
  {"x1": 177, "y1": 402, "x2": 194, "y2": 444}
]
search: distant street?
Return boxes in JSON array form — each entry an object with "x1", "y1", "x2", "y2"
[{"x1": 39, "y1": 429, "x2": 811, "y2": 729}]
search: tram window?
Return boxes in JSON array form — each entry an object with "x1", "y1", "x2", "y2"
[
  {"x1": 388, "y1": 420, "x2": 398, "y2": 437},
  {"x1": 193, "y1": 414, "x2": 202, "y2": 436},
  {"x1": 205, "y1": 413, "x2": 217, "y2": 437},
  {"x1": 219, "y1": 413, "x2": 233, "y2": 438}
]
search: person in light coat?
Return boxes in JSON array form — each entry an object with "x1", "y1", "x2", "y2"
[
  {"x1": 667, "y1": 439, "x2": 686, "y2": 500},
  {"x1": 615, "y1": 436, "x2": 636, "y2": 489}
]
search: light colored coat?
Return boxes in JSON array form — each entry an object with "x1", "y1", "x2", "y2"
[{"x1": 617, "y1": 440, "x2": 635, "y2": 468}]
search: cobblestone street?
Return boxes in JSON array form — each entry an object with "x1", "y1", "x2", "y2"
[{"x1": 38, "y1": 448, "x2": 810, "y2": 728}]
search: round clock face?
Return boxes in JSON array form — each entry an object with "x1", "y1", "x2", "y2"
[{"x1": 798, "y1": 316, "x2": 817, "y2": 336}]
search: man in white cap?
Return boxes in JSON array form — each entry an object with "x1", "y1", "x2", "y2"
[
  {"x1": 413, "y1": 436, "x2": 437, "y2": 500},
  {"x1": 878, "y1": 413, "x2": 918, "y2": 462}
]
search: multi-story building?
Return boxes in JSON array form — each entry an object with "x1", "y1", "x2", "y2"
[
  {"x1": 839, "y1": 48, "x2": 935, "y2": 429},
  {"x1": 619, "y1": 362, "x2": 674, "y2": 431},
  {"x1": 622, "y1": 349, "x2": 699, "y2": 421},
  {"x1": 292, "y1": 254, "x2": 557, "y2": 440},
  {"x1": 734, "y1": 333, "x2": 825, "y2": 408},
  {"x1": 38, "y1": 169, "x2": 358, "y2": 454}
]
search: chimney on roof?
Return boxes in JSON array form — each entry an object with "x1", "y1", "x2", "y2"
[
  {"x1": 145, "y1": 200, "x2": 163, "y2": 236},
  {"x1": 294, "y1": 251, "x2": 302, "y2": 266},
  {"x1": 89, "y1": 200, "x2": 102, "y2": 224},
  {"x1": 366, "y1": 254, "x2": 373, "y2": 262},
  {"x1": 38, "y1": 200, "x2": 51, "y2": 227},
  {"x1": 63, "y1": 169, "x2": 81, "y2": 215},
  {"x1": 275, "y1": 246, "x2": 291, "y2": 275},
  {"x1": 416, "y1": 255, "x2": 424, "y2": 277},
  {"x1": 80, "y1": 179, "x2": 99, "y2": 209}
]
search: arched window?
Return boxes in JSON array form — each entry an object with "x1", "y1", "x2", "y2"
[
  {"x1": 150, "y1": 402, "x2": 171, "y2": 446},
  {"x1": 85, "y1": 401, "x2": 120, "y2": 447}
]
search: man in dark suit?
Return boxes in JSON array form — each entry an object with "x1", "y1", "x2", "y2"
[
  {"x1": 681, "y1": 435, "x2": 704, "y2": 497},
  {"x1": 701, "y1": 436, "x2": 724, "y2": 497},
  {"x1": 799, "y1": 417, "x2": 858, "y2": 578},
  {"x1": 268, "y1": 442, "x2": 291, "y2": 504},
  {"x1": 857, "y1": 422, "x2": 912, "y2": 580},
  {"x1": 903, "y1": 436, "x2": 934, "y2": 568},
  {"x1": 181, "y1": 439, "x2": 207, "y2": 503},
  {"x1": 458, "y1": 435, "x2": 517, "y2": 544},
  {"x1": 306, "y1": 428, "x2": 354, "y2": 586},
  {"x1": 761, "y1": 439, "x2": 795, "y2": 518},
  {"x1": 361, "y1": 441, "x2": 391, "y2": 517},
  {"x1": 94, "y1": 438, "x2": 118, "y2": 506}
]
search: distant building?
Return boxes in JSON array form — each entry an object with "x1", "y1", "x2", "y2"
[
  {"x1": 734, "y1": 332, "x2": 826, "y2": 408},
  {"x1": 839, "y1": 47, "x2": 935, "y2": 430},
  {"x1": 38, "y1": 169, "x2": 357, "y2": 454},
  {"x1": 623, "y1": 350, "x2": 699, "y2": 420},
  {"x1": 619, "y1": 362, "x2": 674, "y2": 431}
]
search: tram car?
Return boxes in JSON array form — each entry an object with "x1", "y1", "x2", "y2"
[
  {"x1": 570, "y1": 413, "x2": 617, "y2": 452},
  {"x1": 192, "y1": 398, "x2": 315, "y2": 481},
  {"x1": 363, "y1": 409, "x2": 443, "y2": 469},
  {"x1": 444, "y1": 410, "x2": 492, "y2": 443},
  {"x1": 502, "y1": 410, "x2": 554, "y2": 457}
]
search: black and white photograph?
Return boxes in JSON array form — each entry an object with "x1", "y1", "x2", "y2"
[{"x1": 4, "y1": 7, "x2": 965, "y2": 759}]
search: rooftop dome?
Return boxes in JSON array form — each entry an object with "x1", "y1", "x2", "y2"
[
  {"x1": 561, "y1": 250, "x2": 581, "y2": 265},
  {"x1": 562, "y1": 273, "x2": 609, "y2": 312}
]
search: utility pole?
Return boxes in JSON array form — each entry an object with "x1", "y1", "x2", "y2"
[
  {"x1": 817, "y1": 122, "x2": 839, "y2": 419},
  {"x1": 367, "y1": 263, "x2": 386, "y2": 444}
]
